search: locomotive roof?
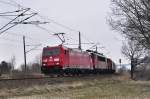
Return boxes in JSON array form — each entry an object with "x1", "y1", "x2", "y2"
[
  {"x1": 86, "y1": 50, "x2": 104, "y2": 56},
  {"x1": 43, "y1": 45, "x2": 84, "y2": 53}
]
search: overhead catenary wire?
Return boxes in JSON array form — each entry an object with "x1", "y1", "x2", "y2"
[
  {"x1": 0, "y1": 35, "x2": 39, "y2": 46},
  {"x1": 0, "y1": 0, "x2": 80, "y2": 36},
  {"x1": 7, "y1": 0, "x2": 21, "y2": 7},
  {"x1": 36, "y1": 15, "x2": 95, "y2": 45},
  {"x1": 0, "y1": 16, "x2": 13, "y2": 20},
  {"x1": 0, "y1": 13, "x2": 37, "y2": 17},
  {"x1": 64, "y1": 43, "x2": 94, "y2": 45},
  {"x1": 0, "y1": 8, "x2": 30, "y2": 30},
  {"x1": 0, "y1": 37, "x2": 22, "y2": 44},
  {"x1": 0, "y1": 0, "x2": 18, "y2": 7},
  {"x1": 33, "y1": 25, "x2": 65, "y2": 44},
  {"x1": 1, "y1": 0, "x2": 79, "y2": 32},
  {"x1": 0, "y1": 8, "x2": 32, "y2": 35},
  {"x1": 0, "y1": 31, "x2": 45, "y2": 49},
  {"x1": 0, "y1": 10, "x2": 20, "y2": 15},
  {"x1": 6, "y1": 32, "x2": 41, "y2": 43},
  {"x1": 5, "y1": 32, "x2": 47, "y2": 47},
  {"x1": 35, "y1": 14, "x2": 95, "y2": 46},
  {"x1": 0, "y1": 0, "x2": 99, "y2": 49},
  {"x1": 33, "y1": 25, "x2": 55, "y2": 35},
  {"x1": 65, "y1": 34, "x2": 79, "y2": 43},
  {"x1": 0, "y1": 8, "x2": 30, "y2": 15},
  {"x1": 0, "y1": 11, "x2": 37, "y2": 35},
  {"x1": 2, "y1": 1, "x2": 85, "y2": 37},
  {"x1": 37, "y1": 15, "x2": 79, "y2": 32}
]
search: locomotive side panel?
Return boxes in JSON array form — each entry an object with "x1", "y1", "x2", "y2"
[
  {"x1": 67, "y1": 49, "x2": 92, "y2": 69},
  {"x1": 63, "y1": 49, "x2": 69, "y2": 69},
  {"x1": 95, "y1": 56, "x2": 108, "y2": 70},
  {"x1": 107, "y1": 58, "x2": 113, "y2": 70}
]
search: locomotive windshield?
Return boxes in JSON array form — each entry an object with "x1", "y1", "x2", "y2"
[{"x1": 43, "y1": 48, "x2": 60, "y2": 56}]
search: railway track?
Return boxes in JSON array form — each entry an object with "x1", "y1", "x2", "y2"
[
  {"x1": 0, "y1": 74, "x2": 116, "y2": 90},
  {"x1": 0, "y1": 75, "x2": 73, "y2": 89},
  {"x1": 0, "y1": 74, "x2": 90, "y2": 89}
]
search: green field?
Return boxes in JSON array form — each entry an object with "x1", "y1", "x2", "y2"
[{"x1": 1, "y1": 74, "x2": 150, "y2": 99}]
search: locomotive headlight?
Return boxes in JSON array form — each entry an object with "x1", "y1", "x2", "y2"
[
  {"x1": 54, "y1": 58, "x2": 60, "y2": 62},
  {"x1": 56, "y1": 62, "x2": 59, "y2": 65},
  {"x1": 48, "y1": 56, "x2": 53, "y2": 61},
  {"x1": 43, "y1": 59, "x2": 48, "y2": 62}
]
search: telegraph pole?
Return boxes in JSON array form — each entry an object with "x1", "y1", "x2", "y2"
[
  {"x1": 23, "y1": 35, "x2": 41, "y2": 74},
  {"x1": 96, "y1": 46, "x2": 98, "y2": 52},
  {"x1": 23, "y1": 36, "x2": 27, "y2": 73},
  {"x1": 78, "y1": 31, "x2": 81, "y2": 50}
]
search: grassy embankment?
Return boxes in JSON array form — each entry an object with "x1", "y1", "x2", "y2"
[{"x1": 1, "y1": 74, "x2": 150, "y2": 99}]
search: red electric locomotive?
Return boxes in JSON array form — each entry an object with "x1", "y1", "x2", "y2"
[
  {"x1": 41, "y1": 45, "x2": 93, "y2": 74},
  {"x1": 87, "y1": 50, "x2": 116, "y2": 73}
]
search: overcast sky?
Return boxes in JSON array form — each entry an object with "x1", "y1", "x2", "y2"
[{"x1": 0, "y1": 0, "x2": 127, "y2": 68}]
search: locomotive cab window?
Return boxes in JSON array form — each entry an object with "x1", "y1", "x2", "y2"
[
  {"x1": 98, "y1": 56, "x2": 105, "y2": 62},
  {"x1": 43, "y1": 48, "x2": 60, "y2": 56}
]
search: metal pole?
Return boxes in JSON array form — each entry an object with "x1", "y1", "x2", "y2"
[
  {"x1": 78, "y1": 31, "x2": 81, "y2": 50},
  {"x1": 96, "y1": 46, "x2": 98, "y2": 52},
  {"x1": 23, "y1": 36, "x2": 27, "y2": 73},
  {"x1": 119, "y1": 59, "x2": 121, "y2": 68}
]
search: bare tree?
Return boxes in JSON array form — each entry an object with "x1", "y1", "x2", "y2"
[
  {"x1": 109, "y1": 0, "x2": 150, "y2": 49},
  {"x1": 31, "y1": 63, "x2": 41, "y2": 73},
  {"x1": 20, "y1": 64, "x2": 30, "y2": 73},
  {"x1": 20, "y1": 54, "x2": 42, "y2": 73},
  {"x1": 31, "y1": 54, "x2": 42, "y2": 73},
  {"x1": 121, "y1": 40, "x2": 144, "y2": 79},
  {"x1": 0, "y1": 61, "x2": 11, "y2": 74},
  {"x1": 34, "y1": 54, "x2": 42, "y2": 66},
  {"x1": 10, "y1": 55, "x2": 16, "y2": 71}
]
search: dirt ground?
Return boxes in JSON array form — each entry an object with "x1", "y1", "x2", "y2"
[{"x1": 0, "y1": 74, "x2": 150, "y2": 99}]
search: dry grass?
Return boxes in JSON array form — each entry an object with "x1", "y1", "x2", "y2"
[{"x1": 1, "y1": 74, "x2": 150, "y2": 99}]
